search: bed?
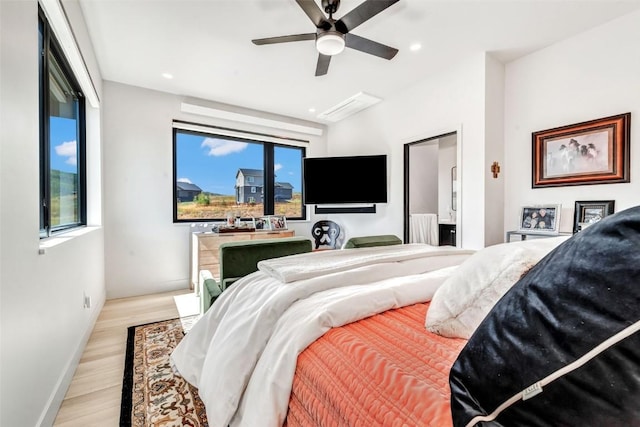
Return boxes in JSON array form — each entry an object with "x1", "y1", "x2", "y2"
[{"x1": 170, "y1": 205, "x2": 640, "y2": 427}]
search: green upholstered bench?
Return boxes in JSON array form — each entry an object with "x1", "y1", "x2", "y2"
[
  {"x1": 200, "y1": 236, "x2": 313, "y2": 313},
  {"x1": 343, "y1": 234, "x2": 403, "y2": 249}
]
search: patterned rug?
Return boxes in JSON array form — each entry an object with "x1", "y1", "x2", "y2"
[{"x1": 120, "y1": 316, "x2": 209, "y2": 426}]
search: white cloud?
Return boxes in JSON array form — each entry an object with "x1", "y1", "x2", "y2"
[
  {"x1": 55, "y1": 140, "x2": 77, "y2": 165},
  {"x1": 201, "y1": 138, "x2": 247, "y2": 156},
  {"x1": 177, "y1": 177, "x2": 192, "y2": 183},
  {"x1": 274, "y1": 163, "x2": 283, "y2": 172}
]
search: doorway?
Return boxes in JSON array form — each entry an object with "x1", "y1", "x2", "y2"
[{"x1": 403, "y1": 131, "x2": 459, "y2": 246}]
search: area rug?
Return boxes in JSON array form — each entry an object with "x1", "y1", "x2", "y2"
[{"x1": 120, "y1": 316, "x2": 208, "y2": 426}]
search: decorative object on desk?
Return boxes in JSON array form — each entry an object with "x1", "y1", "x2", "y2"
[
  {"x1": 491, "y1": 161, "x2": 500, "y2": 178},
  {"x1": 532, "y1": 112, "x2": 630, "y2": 188},
  {"x1": 573, "y1": 200, "x2": 615, "y2": 233},
  {"x1": 311, "y1": 220, "x2": 341, "y2": 249},
  {"x1": 217, "y1": 225, "x2": 256, "y2": 233},
  {"x1": 217, "y1": 219, "x2": 256, "y2": 233},
  {"x1": 226, "y1": 213, "x2": 236, "y2": 226},
  {"x1": 269, "y1": 215, "x2": 287, "y2": 230},
  {"x1": 518, "y1": 204, "x2": 561, "y2": 234},
  {"x1": 254, "y1": 216, "x2": 270, "y2": 230}
]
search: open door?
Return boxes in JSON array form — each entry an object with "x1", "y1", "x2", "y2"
[{"x1": 404, "y1": 131, "x2": 459, "y2": 246}]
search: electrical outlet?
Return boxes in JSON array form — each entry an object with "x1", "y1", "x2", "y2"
[{"x1": 83, "y1": 293, "x2": 91, "y2": 309}]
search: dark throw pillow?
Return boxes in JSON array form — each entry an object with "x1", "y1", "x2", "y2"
[{"x1": 449, "y1": 205, "x2": 640, "y2": 427}]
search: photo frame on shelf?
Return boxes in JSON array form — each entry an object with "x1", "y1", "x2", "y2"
[
  {"x1": 254, "y1": 217, "x2": 270, "y2": 231},
  {"x1": 573, "y1": 200, "x2": 615, "y2": 233},
  {"x1": 532, "y1": 113, "x2": 630, "y2": 188},
  {"x1": 269, "y1": 215, "x2": 287, "y2": 230},
  {"x1": 518, "y1": 204, "x2": 561, "y2": 234}
]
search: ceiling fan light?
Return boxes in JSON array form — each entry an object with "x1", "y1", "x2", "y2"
[{"x1": 316, "y1": 32, "x2": 345, "y2": 56}]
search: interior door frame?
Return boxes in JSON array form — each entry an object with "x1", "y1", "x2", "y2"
[{"x1": 403, "y1": 130, "x2": 459, "y2": 245}]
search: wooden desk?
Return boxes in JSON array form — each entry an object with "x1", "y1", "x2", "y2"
[{"x1": 190, "y1": 229, "x2": 295, "y2": 289}]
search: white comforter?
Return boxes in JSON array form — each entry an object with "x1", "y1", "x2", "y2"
[{"x1": 170, "y1": 244, "x2": 474, "y2": 427}]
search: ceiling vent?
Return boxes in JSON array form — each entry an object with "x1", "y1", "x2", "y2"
[{"x1": 317, "y1": 92, "x2": 382, "y2": 122}]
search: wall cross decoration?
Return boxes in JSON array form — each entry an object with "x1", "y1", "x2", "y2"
[{"x1": 491, "y1": 161, "x2": 501, "y2": 178}]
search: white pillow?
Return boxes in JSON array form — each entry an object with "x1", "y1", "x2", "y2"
[{"x1": 425, "y1": 236, "x2": 570, "y2": 339}]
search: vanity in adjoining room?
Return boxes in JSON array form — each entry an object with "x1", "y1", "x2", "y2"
[{"x1": 438, "y1": 221, "x2": 456, "y2": 246}]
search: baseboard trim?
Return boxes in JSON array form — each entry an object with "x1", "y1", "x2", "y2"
[
  {"x1": 106, "y1": 279, "x2": 189, "y2": 300},
  {"x1": 37, "y1": 296, "x2": 105, "y2": 427}
]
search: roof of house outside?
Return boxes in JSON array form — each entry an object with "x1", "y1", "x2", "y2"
[
  {"x1": 176, "y1": 182, "x2": 202, "y2": 192},
  {"x1": 275, "y1": 182, "x2": 293, "y2": 190},
  {"x1": 237, "y1": 168, "x2": 263, "y2": 177}
]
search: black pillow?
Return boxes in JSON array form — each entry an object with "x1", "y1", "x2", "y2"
[{"x1": 449, "y1": 205, "x2": 640, "y2": 427}]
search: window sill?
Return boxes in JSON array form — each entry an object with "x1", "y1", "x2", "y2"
[{"x1": 39, "y1": 226, "x2": 102, "y2": 254}]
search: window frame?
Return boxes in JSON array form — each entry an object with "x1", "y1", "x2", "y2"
[
  {"x1": 172, "y1": 127, "x2": 307, "y2": 223},
  {"x1": 39, "y1": 7, "x2": 87, "y2": 238}
]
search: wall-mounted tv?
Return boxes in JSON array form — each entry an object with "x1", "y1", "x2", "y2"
[{"x1": 303, "y1": 154, "x2": 388, "y2": 205}]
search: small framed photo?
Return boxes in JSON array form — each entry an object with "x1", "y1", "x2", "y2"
[
  {"x1": 573, "y1": 200, "x2": 615, "y2": 233},
  {"x1": 253, "y1": 217, "x2": 270, "y2": 231},
  {"x1": 269, "y1": 215, "x2": 287, "y2": 230},
  {"x1": 519, "y1": 204, "x2": 561, "y2": 234}
]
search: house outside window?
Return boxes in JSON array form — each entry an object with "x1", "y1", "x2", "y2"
[
  {"x1": 39, "y1": 8, "x2": 86, "y2": 237},
  {"x1": 173, "y1": 128, "x2": 306, "y2": 221}
]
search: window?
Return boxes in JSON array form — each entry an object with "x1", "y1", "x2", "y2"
[
  {"x1": 173, "y1": 128, "x2": 306, "y2": 221},
  {"x1": 39, "y1": 9, "x2": 86, "y2": 237}
]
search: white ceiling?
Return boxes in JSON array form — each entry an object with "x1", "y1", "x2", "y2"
[{"x1": 78, "y1": 0, "x2": 640, "y2": 124}]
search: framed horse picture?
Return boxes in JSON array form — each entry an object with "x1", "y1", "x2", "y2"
[{"x1": 532, "y1": 113, "x2": 630, "y2": 188}]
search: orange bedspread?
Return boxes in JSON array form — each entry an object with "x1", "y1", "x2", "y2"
[{"x1": 285, "y1": 302, "x2": 467, "y2": 427}]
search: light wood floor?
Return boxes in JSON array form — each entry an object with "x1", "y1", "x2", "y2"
[{"x1": 53, "y1": 289, "x2": 193, "y2": 427}]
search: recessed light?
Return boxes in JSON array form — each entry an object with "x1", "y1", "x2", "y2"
[
  {"x1": 162, "y1": 72, "x2": 174, "y2": 79},
  {"x1": 308, "y1": 108, "x2": 316, "y2": 113},
  {"x1": 409, "y1": 43, "x2": 422, "y2": 52}
]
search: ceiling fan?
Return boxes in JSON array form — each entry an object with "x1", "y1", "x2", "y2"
[{"x1": 252, "y1": 0, "x2": 400, "y2": 76}]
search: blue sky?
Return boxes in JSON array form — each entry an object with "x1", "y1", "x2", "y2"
[
  {"x1": 50, "y1": 117, "x2": 78, "y2": 173},
  {"x1": 176, "y1": 132, "x2": 302, "y2": 195}
]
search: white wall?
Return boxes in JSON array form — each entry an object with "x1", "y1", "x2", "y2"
[
  {"x1": 0, "y1": 1, "x2": 104, "y2": 426},
  {"x1": 324, "y1": 54, "x2": 488, "y2": 249},
  {"x1": 504, "y1": 10, "x2": 640, "y2": 233},
  {"x1": 102, "y1": 81, "x2": 327, "y2": 298},
  {"x1": 484, "y1": 54, "x2": 505, "y2": 245}
]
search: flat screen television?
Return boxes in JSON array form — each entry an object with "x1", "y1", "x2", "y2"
[{"x1": 303, "y1": 154, "x2": 387, "y2": 205}]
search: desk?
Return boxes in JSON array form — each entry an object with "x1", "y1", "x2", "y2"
[
  {"x1": 506, "y1": 230, "x2": 572, "y2": 243},
  {"x1": 190, "y1": 230, "x2": 295, "y2": 289}
]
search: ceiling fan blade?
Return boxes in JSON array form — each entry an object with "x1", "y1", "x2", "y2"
[
  {"x1": 315, "y1": 54, "x2": 331, "y2": 76},
  {"x1": 345, "y1": 33, "x2": 398, "y2": 60},
  {"x1": 335, "y1": 0, "x2": 399, "y2": 33},
  {"x1": 252, "y1": 33, "x2": 316, "y2": 45},
  {"x1": 295, "y1": 0, "x2": 330, "y2": 29}
]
